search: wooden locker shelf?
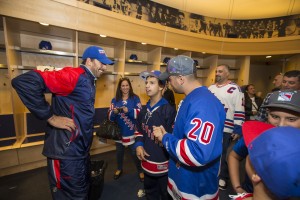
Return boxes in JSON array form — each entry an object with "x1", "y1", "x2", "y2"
[
  {"x1": 0, "y1": 64, "x2": 7, "y2": 69},
  {"x1": 14, "y1": 46, "x2": 76, "y2": 57}
]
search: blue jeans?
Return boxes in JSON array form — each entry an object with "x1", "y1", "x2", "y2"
[{"x1": 115, "y1": 142, "x2": 142, "y2": 173}]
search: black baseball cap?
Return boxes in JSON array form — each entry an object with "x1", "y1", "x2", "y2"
[{"x1": 262, "y1": 90, "x2": 300, "y2": 113}]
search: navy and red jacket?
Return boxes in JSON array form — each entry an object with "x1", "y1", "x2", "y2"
[{"x1": 11, "y1": 65, "x2": 96, "y2": 160}]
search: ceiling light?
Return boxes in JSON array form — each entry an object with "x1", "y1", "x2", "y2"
[
  {"x1": 174, "y1": 48, "x2": 178, "y2": 50},
  {"x1": 266, "y1": 56, "x2": 272, "y2": 58},
  {"x1": 39, "y1": 22, "x2": 49, "y2": 26},
  {"x1": 202, "y1": 52, "x2": 206, "y2": 54},
  {"x1": 141, "y1": 42, "x2": 147, "y2": 45},
  {"x1": 99, "y1": 34, "x2": 107, "y2": 38}
]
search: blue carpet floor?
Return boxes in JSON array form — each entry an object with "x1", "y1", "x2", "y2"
[{"x1": 0, "y1": 149, "x2": 234, "y2": 200}]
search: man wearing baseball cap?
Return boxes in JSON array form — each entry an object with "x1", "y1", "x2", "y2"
[
  {"x1": 12, "y1": 46, "x2": 113, "y2": 199},
  {"x1": 82, "y1": 46, "x2": 114, "y2": 77},
  {"x1": 241, "y1": 121, "x2": 300, "y2": 199},
  {"x1": 153, "y1": 55, "x2": 226, "y2": 199},
  {"x1": 256, "y1": 70, "x2": 300, "y2": 122}
]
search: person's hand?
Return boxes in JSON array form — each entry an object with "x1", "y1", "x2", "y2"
[
  {"x1": 47, "y1": 115, "x2": 76, "y2": 132},
  {"x1": 122, "y1": 106, "x2": 128, "y2": 113},
  {"x1": 113, "y1": 108, "x2": 119, "y2": 114},
  {"x1": 153, "y1": 125, "x2": 167, "y2": 142},
  {"x1": 136, "y1": 146, "x2": 149, "y2": 161},
  {"x1": 231, "y1": 133, "x2": 240, "y2": 141}
]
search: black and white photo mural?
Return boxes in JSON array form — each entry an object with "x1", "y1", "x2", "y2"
[{"x1": 80, "y1": 0, "x2": 300, "y2": 39}]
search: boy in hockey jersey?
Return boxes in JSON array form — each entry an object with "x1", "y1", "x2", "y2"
[
  {"x1": 154, "y1": 55, "x2": 226, "y2": 199},
  {"x1": 135, "y1": 70, "x2": 176, "y2": 200}
]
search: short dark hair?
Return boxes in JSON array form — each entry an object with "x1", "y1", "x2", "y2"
[
  {"x1": 81, "y1": 58, "x2": 95, "y2": 65},
  {"x1": 284, "y1": 70, "x2": 300, "y2": 82},
  {"x1": 81, "y1": 59, "x2": 87, "y2": 65},
  {"x1": 245, "y1": 84, "x2": 254, "y2": 92},
  {"x1": 147, "y1": 76, "x2": 165, "y2": 88},
  {"x1": 217, "y1": 64, "x2": 231, "y2": 72},
  {"x1": 178, "y1": 12, "x2": 185, "y2": 17}
]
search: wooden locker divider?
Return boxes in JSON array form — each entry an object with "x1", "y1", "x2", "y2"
[{"x1": 3, "y1": 17, "x2": 25, "y2": 148}]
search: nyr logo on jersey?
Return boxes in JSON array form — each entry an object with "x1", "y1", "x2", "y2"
[
  {"x1": 227, "y1": 87, "x2": 236, "y2": 94},
  {"x1": 137, "y1": 102, "x2": 142, "y2": 109}
]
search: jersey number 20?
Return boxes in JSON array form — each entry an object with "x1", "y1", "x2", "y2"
[{"x1": 188, "y1": 118, "x2": 215, "y2": 145}]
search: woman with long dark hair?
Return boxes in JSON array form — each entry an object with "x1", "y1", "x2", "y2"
[{"x1": 108, "y1": 77, "x2": 144, "y2": 181}]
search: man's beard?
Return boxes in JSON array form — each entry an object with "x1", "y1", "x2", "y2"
[{"x1": 215, "y1": 76, "x2": 221, "y2": 83}]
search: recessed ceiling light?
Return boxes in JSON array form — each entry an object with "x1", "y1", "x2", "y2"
[
  {"x1": 174, "y1": 48, "x2": 178, "y2": 50},
  {"x1": 266, "y1": 56, "x2": 272, "y2": 58},
  {"x1": 39, "y1": 22, "x2": 49, "y2": 26},
  {"x1": 202, "y1": 52, "x2": 206, "y2": 54},
  {"x1": 99, "y1": 34, "x2": 107, "y2": 38},
  {"x1": 141, "y1": 42, "x2": 147, "y2": 45}
]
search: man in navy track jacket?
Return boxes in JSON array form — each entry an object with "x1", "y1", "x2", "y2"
[{"x1": 11, "y1": 46, "x2": 113, "y2": 200}]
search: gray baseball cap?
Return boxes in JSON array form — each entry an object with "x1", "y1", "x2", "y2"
[
  {"x1": 262, "y1": 90, "x2": 300, "y2": 113},
  {"x1": 159, "y1": 55, "x2": 195, "y2": 81}
]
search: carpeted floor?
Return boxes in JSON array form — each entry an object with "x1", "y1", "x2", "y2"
[{"x1": 0, "y1": 148, "x2": 235, "y2": 200}]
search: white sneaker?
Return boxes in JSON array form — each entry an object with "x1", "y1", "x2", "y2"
[
  {"x1": 219, "y1": 179, "x2": 227, "y2": 190},
  {"x1": 137, "y1": 189, "x2": 146, "y2": 198},
  {"x1": 229, "y1": 193, "x2": 253, "y2": 200}
]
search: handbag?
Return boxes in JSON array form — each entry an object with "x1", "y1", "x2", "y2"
[{"x1": 96, "y1": 119, "x2": 122, "y2": 140}]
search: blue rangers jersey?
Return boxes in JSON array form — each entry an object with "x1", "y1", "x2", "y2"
[
  {"x1": 135, "y1": 98, "x2": 176, "y2": 176},
  {"x1": 208, "y1": 82, "x2": 245, "y2": 135},
  {"x1": 162, "y1": 86, "x2": 226, "y2": 200},
  {"x1": 108, "y1": 96, "x2": 141, "y2": 145}
]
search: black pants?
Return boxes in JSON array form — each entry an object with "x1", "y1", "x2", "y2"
[
  {"x1": 47, "y1": 157, "x2": 89, "y2": 200},
  {"x1": 115, "y1": 142, "x2": 142, "y2": 173},
  {"x1": 219, "y1": 132, "x2": 233, "y2": 181},
  {"x1": 144, "y1": 173, "x2": 171, "y2": 200}
]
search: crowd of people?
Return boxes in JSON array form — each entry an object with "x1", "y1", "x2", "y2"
[{"x1": 11, "y1": 44, "x2": 300, "y2": 199}]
